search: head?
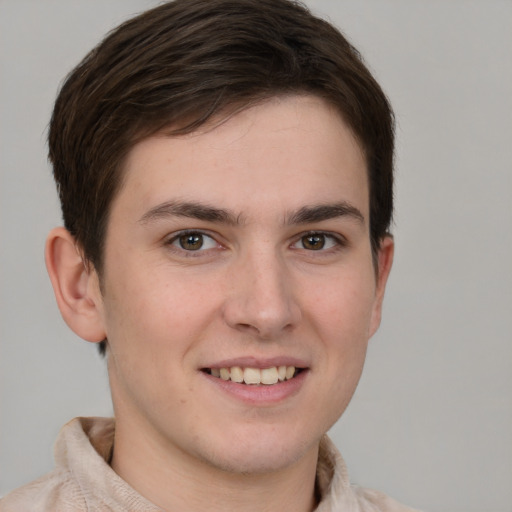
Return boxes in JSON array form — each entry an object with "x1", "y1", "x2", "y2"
[
  {"x1": 45, "y1": 0, "x2": 396, "y2": 483},
  {"x1": 49, "y1": 0, "x2": 394, "y2": 276}
]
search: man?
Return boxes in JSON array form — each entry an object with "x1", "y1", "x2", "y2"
[{"x1": 1, "y1": 0, "x2": 420, "y2": 510}]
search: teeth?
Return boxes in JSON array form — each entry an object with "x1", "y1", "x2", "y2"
[
  {"x1": 261, "y1": 367, "x2": 279, "y2": 385},
  {"x1": 209, "y1": 365, "x2": 298, "y2": 385},
  {"x1": 230, "y1": 366, "x2": 244, "y2": 383},
  {"x1": 243, "y1": 367, "x2": 261, "y2": 385}
]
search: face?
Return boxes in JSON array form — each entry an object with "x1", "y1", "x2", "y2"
[{"x1": 94, "y1": 95, "x2": 391, "y2": 475}]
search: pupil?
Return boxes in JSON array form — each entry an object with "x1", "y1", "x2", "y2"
[
  {"x1": 304, "y1": 234, "x2": 325, "y2": 250},
  {"x1": 180, "y1": 233, "x2": 203, "y2": 250}
]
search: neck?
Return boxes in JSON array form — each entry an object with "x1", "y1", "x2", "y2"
[{"x1": 111, "y1": 417, "x2": 319, "y2": 512}]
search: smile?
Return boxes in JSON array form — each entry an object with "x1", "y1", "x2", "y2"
[{"x1": 204, "y1": 366, "x2": 301, "y2": 385}]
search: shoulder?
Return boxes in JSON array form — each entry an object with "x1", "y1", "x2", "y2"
[
  {"x1": 317, "y1": 436, "x2": 422, "y2": 512},
  {"x1": 0, "y1": 417, "x2": 110, "y2": 512},
  {"x1": 352, "y1": 486, "x2": 423, "y2": 512},
  {"x1": 1, "y1": 417, "x2": 159, "y2": 512},
  {"x1": 0, "y1": 468, "x2": 85, "y2": 512}
]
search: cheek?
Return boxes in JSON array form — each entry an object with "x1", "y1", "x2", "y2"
[
  {"x1": 305, "y1": 268, "x2": 377, "y2": 338},
  {"x1": 304, "y1": 267, "x2": 376, "y2": 405},
  {"x1": 103, "y1": 270, "x2": 212, "y2": 411},
  {"x1": 303, "y1": 281, "x2": 373, "y2": 434},
  {"x1": 102, "y1": 262, "x2": 222, "y2": 355}
]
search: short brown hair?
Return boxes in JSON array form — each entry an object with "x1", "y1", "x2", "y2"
[{"x1": 49, "y1": 0, "x2": 395, "y2": 353}]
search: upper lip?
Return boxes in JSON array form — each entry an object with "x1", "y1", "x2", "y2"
[{"x1": 201, "y1": 356, "x2": 309, "y2": 370}]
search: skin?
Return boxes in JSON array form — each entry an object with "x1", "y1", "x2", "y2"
[{"x1": 46, "y1": 95, "x2": 393, "y2": 512}]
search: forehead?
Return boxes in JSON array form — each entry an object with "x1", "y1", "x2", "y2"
[{"x1": 116, "y1": 95, "x2": 369, "y2": 221}]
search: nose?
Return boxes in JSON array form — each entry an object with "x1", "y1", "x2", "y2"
[{"x1": 222, "y1": 250, "x2": 302, "y2": 340}]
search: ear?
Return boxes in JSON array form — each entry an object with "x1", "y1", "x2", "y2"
[
  {"x1": 45, "y1": 227, "x2": 106, "y2": 343},
  {"x1": 369, "y1": 235, "x2": 394, "y2": 338}
]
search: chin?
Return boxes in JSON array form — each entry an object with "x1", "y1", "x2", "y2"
[
  {"x1": 192, "y1": 426, "x2": 318, "y2": 475},
  {"x1": 200, "y1": 448, "x2": 307, "y2": 475}
]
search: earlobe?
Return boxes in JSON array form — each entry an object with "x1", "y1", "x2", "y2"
[
  {"x1": 45, "y1": 227, "x2": 106, "y2": 343},
  {"x1": 369, "y1": 236, "x2": 394, "y2": 338}
]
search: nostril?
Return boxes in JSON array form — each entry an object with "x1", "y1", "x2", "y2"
[
  {"x1": 222, "y1": 291, "x2": 301, "y2": 339},
  {"x1": 235, "y1": 322, "x2": 261, "y2": 335}
]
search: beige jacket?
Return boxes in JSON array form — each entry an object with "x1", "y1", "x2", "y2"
[{"x1": 1, "y1": 417, "x2": 420, "y2": 511}]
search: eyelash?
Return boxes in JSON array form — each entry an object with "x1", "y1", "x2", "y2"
[
  {"x1": 164, "y1": 229, "x2": 347, "y2": 256},
  {"x1": 166, "y1": 230, "x2": 221, "y2": 255},
  {"x1": 291, "y1": 231, "x2": 347, "y2": 253}
]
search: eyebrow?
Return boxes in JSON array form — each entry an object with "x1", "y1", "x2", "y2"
[
  {"x1": 286, "y1": 202, "x2": 365, "y2": 225},
  {"x1": 139, "y1": 200, "x2": 364, "y2": 226},
  {"x1": 139, "y1": 201, "x2": 241, "y2": 225}
]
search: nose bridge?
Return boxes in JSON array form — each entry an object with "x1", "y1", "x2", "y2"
[{"x1": 223, "y1": 242, "x2": 300, "y2": 338}]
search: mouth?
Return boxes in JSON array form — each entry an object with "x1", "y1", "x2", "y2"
[{"x1": 202, "y1": 365, "x2": 304, "y2": 385}]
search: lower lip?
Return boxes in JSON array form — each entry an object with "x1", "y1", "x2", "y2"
[{"x1": 202, "y1": 370, "x2": 309, "y2": 405}]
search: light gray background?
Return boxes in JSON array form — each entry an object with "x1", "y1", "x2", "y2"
[{"x1": 1, "y1": 1, "x2": 511, "y2": 511}]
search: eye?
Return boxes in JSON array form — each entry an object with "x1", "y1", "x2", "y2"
[
  {"x1": 293, "y1": 232, "x2": 342, "y2": 251},
  {"x1": 169, "y1": 231, "x2": 218, "y2": 251}
]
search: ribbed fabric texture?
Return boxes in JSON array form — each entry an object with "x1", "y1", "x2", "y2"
[{"x1": 1, "y1": 417, "x2": 421, "y2": 511}]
